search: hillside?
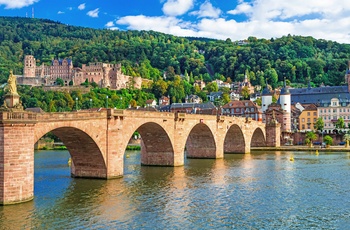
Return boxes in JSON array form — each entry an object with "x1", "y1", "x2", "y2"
[{"x1": 1, "y1": 16, "x2": 350, "y2": 88}]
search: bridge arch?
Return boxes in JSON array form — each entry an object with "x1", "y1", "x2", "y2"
[
  {"x1": 185, "y1": 123, "x2": 217, "y2": 158},
  {"x1": 35, "y1": 126, "x2": 107, "y2": 178},
  {"x1": 136, "y1": 122, "x2": 175, "y2": 166},
  {"x1": 224, "y1": 124, "x2": 246, "y2": 153},
  {"x1": 250, "y1": 127, "x2": 266, "y2": 147}
]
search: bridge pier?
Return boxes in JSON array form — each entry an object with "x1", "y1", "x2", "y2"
[
  {"x1": 265, "y1": 120, "x2": 281, "y2": 147},
  {"x1": 0, "y1": 121, "x2": 36, "y2": 205}
]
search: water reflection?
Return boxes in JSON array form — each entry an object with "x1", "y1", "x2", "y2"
[{"x1": 1, "y1": 150, "x2": 350, "y2": 229}]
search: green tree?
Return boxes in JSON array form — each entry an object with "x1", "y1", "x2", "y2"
[
  {"x1": 323, "y1": 135, "x2": 333, "y2": 146},
  {"x1": 168, "y1": 76, "x2": 185, "y2": 103},
  {"x1": 335, "y1": 117, "x2": 345, "y2": 133},
  {"x1": 314, "y1": 117, "x2": 324, "y2": 132},
  {"x1": 264, "y1": 68, "x2": 278, "y2": 89},
  {"x1": 205, "y1": 82, "x2": 218, "y2": 93},
  {"x1": 255, "y1": 97, "x2": 262, "y2": 106},
  {"x1": 305, "y1": 131, "x2": 317, "y2": 146},
  {"x1": 56, "y1": 78, "x2": 64, "y2": 86},
  {"x1": 165, "y1": 66, "x2": 176, "y2": 81},
  {"x1": 241, "y1": 86, "x2": 250, "y2": 100},
  {"x1": 129, "y1": 99, "x2": 137, "y2": 108},
  {"x1": 222, "y1": 93, "x2": 230, "y2": 104},
  {"x1": 151, "y1": 79, "x2": 168, "y2": 99}
]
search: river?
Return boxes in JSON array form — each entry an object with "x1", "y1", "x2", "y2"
[{"x1": 1, "y1": 150, "x2": 350, "y2": 229}]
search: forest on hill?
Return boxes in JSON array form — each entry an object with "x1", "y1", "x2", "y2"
[
  {"x1": 1, "y1": 16, "x2": 350, "y2": 111},
  {"x1": 1, "y1": 16, "x2": 350, "y2": 87}
]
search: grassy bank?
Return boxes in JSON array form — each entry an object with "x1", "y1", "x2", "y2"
[
  {"x1": 252, "y1": 146, "x2": 350, "y2": 152},
  {"x1": 126, "y1": 145, "x2": 141, "y2": 150},
  {"x1": 37, "y1": 146, "x2": 68, "y2": 150}
]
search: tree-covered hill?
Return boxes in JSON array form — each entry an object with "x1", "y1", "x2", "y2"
[{"x1": 1, "y1": 16, "x2": 350, "y2": 87}]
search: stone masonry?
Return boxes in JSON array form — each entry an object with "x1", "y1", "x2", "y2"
[{"x1": 0, "y1": 109, "x2": 279, "y2": 205}]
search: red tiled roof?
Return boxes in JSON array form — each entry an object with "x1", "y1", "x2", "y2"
[{"x1": 222, "y1": 100, "x2": 258, "y2": 108}]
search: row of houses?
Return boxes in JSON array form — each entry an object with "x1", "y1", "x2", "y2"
[{"x1": 147, "y1": 61, "x2": 350, "y2": 139}]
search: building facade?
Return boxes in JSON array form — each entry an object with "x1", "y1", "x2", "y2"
[
  {"x1": 262, "y1": 79, "x2": 291, "y2": 132},
  {"x1": 317, "y1": 97, "x2": 350, "y2": 133},
  {"x1": 298, "y1": 104, "x2": 318, "y2": 131},
  {"x1": 18, "y1": 55, "x2": 142, "y2": 90},
  {"x1": 221, "y1": 100, "x2": 262, "y2": 121}
]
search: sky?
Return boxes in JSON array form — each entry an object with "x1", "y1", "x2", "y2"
[{"x1": 0, "y1": 0, "x2": 350, "y2": 44}]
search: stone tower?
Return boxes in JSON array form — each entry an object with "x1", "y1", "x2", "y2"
[
  {"x1": 102, "y1": 64, "x2": 111, "y2": 88},
  {"x1": 279, "y1": 78, "x2": 291, "y2": 131},
  {"x1": 23, "y1": 55, "x2": 36, "y2": 77}
]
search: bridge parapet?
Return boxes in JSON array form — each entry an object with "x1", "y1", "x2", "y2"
[
  {"x1": 0, "y1": 111, "x2": 37, "y2": 123},
  {"x1": 37, "y1": 111, "x2": 107, "y2": 122},
  {"x1": 175, "y1": 112, "x2": 185, "y2": 121},
  {"x1": 109, "y1": 109, "x2": 175, "y2": 120}
]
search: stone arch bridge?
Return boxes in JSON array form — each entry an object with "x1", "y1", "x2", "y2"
[{"x1": 0, "y1": 109, "x2": 280, "y2": 205}]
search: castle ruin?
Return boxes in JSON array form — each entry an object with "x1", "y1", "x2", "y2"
[{"x1": 17, "y1": 55, "x2": 142, "y2": 90}]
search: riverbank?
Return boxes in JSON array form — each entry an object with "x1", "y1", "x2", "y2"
[{"x1": 252, "y1": 145, "x2": 350, "y2": 152}]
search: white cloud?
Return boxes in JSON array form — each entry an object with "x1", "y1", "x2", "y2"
[
  {"x1": 0, "y1": 0, "x2": 38, "y2": 9},
  {"x1": 105, "y1": 21, "x2": 115, "y2": 27},
  {"x1": 57, "y1": 11, "x2": 65, "y2": 14},
  {"x1": 227, "y1": 2, "x2": 252, "y2": 15},
  {"x1": 107, "y1": 27, "x2": 119, "y2": 31},
  {"x1": 87, "y1": 8, "x2": 99, "y2": 18},
  {"x1": 67, "y1": 7, "x2": 73, "y2": 11},
  {"x1": 78, "y1": 3, "x2": 85, "y2": 10},
  {"x1": 116, "y1": 0, "x2": 350, "y2": 44},
  {"x1": 190, "y1": 1, "x2": 221, "y2": 18},
  {"x1": 117, "y1": 15, "x2": 184, "y2": 33},
  {"x1": 229, "y1": 0, "x2": 347, "y2": 22},
  {"x1": 162, "y1": 0, "x2": 194, "y2": 16}
]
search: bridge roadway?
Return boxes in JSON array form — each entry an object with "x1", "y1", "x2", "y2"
[{"x1": 0, "y1": 109, "x2": 280, "y2": 205}]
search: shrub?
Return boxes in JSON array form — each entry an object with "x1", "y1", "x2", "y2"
[{"x1": 323, "y1": 135, "x2": 333, "y2": 146}]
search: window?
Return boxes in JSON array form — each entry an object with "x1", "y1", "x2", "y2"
[
  {"x1": 333, "y1": 109, "x2": 336, "y2": 113},
  {"x1": 302, "y1": 124, "x2": 305, "y2": 129},
  {"x1": 307, "y1": 112, "x2": 310, "y2": 116},
  {"x1": 313, "y1": 112, "x2": 316, "y2": 116},
  {"x1": 302, "y1": 118, "x2": 305, "y2": 122},
  {"x1": 307, "y1": 118, "x2": 310, "y2": 122}
]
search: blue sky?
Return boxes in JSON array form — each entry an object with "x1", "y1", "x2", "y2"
[{"x1": 1, "y1": 0, "x2": 350, "y2": 43}]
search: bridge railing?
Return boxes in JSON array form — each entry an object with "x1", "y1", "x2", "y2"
[
  {"x1": 110, "y1": 109, "x2": 175, "y2": 119},
  {"x1": 37, "y1": 111, "x2": 107, "y2": 121},
  {"x1": 0, "y1": 111, "x2": 37, "y2": 121}
]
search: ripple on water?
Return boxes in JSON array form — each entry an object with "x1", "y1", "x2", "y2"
[{"x1": 1, "y1": 150, "x2": 350, "y2": 229}]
